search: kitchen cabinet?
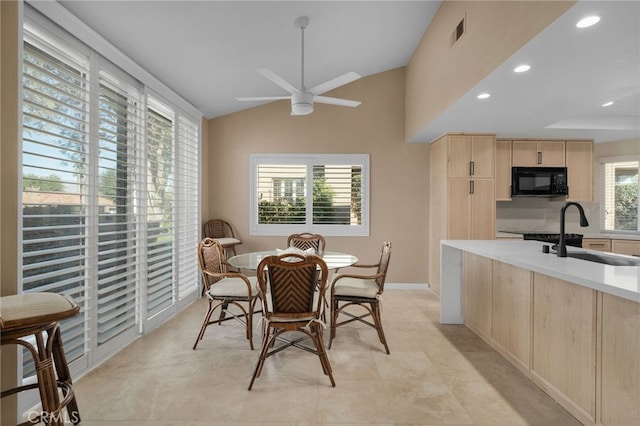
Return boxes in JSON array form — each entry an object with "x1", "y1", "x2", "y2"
[
  {"x1": 495, "y1": 139, "x2": 512, "y2": 200},
  {"x1": 565, "y1": 140, "x2": 593, "y2": 201},
  {"x1": 491, "y1": 261, "x2": 531, "y2": 371},
  {"x1": 447, "y1": 134, "x2": 495, "y2": 178},
  {"x1": 600, "y1": 293, "x2": 640, "y2": 425},
  {"x1": 531, "y1": 273, "x2": 597, "y2": 423},
  {"x1": 582, "y1": 238, "x2": 611, "y2": 252},
  {"x1": 512, "y1": 140, "x2": 565, "y2": 167},
  {"x1": 463, "y1": 252, "x2": 492, "y2": 340},
  {"x1": 611, "y1": 239, "x2": 640, "y2": 256},
  {"x1": 429, "y1": 133, "x2": 496, "y2": 296}
]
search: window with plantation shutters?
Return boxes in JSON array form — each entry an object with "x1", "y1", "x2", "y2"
[
  {"x1": 22, "y1": 32, "x2": 90, "y2": 375},
  {"x1": 20, "y1": 10, "x2": 201, "y2": 407},
  {"x1": 250, "y1": 154, "x2": 369, "y2": 236},
  {"x1": 600, "y1": 158, "x2": 639, "y2": 232}
]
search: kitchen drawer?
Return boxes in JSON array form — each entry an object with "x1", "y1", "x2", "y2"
[
  {"x1": 582, "y1": 238, "x2": 611, "y2": 252},
  {"x1": 611, "y1": 239, "x2": 640, "y2": 257}
]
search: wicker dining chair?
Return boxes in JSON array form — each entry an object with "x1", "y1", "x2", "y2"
[
  {"x1": 193, "y1": 238, "x2": 259, "y2": 350},
  {"x1": 329, "y1": 241, "x2": 392, "y2": 354},
  {"x1": 287, "y1": 233, "x2": 326, "y2": 255},
  {"x1": 203, "y1": 219, "x2": 242, "y2": 258},
  {"x1": 248, "y1": 253, "x2": 335, "y2": 390}
]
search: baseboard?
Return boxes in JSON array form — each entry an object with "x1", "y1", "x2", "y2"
[{"x1": 386, "y1": 283, "x2": 430, "y2": 290}]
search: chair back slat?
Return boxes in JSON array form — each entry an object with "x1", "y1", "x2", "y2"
[
  {"x1": 197, "y1": 238, "x2": 225, "y2": 289},
  {"x1": 257, "y1": 253, "x2": 328, "y2": 319},
  {"x1": 269, "y1": 264, "x2": 318, "y2": 313},
  {"x1": 375, "y1": 242, "x2": 392, "y2": 292},
  {"x1": 203, "y1": 219, "x2": 234, "y2": 239},
  {"x1": 287, "y1": 233, "x2": 326, "y2": 255}
]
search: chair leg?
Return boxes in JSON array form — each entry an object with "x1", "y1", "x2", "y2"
[
  {"x1": 51, "y1": 326, "x2": 81, "y2": 424},
  {"x1": 311, "y1": 324, "x2": 335, "y2": 387},
  {"x1": 328, "y1": 299, "x2": 339, "y2": 349},
  {"x1": 371, "y1": 301, "x2": 390, "y2": 355},
  {"x1": 193, "y1": 301, "x2": 216, "y2": 350},
  {"x1": 248, "y1": 330, "x2": 273, "y2": 390}
]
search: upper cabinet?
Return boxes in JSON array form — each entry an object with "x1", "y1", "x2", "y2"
[
  {"x1": 565, "y1": 140, "x2": 593, "y2": 201},
  {"x1": 512, "y1": 140, "x2": 565, "y2": 167},
  {"x1": 447, "y1": 134, "x2": 495, "y2": 178},
  {"x1": 495, "y1": 140, "x2": 513, "y2": 201}
]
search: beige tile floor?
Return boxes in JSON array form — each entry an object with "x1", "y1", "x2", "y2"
[{"x1": 72, "y1": 289, "x2": 581, "y2": 425}]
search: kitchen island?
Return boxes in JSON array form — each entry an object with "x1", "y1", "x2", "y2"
[{"x1": 440, "y1": 240, "x2": 639, "y2": 426}]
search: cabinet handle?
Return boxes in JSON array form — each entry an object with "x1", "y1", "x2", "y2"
[
  {"x1": 469, "y1": 161, "x2": 475, "y2": 176},
  {"x1": 537, "y1": 151, "x2": 542, "y2": 165},
  {"x1": 470, "y1": 180, "x2": 475, "y2": 194}
]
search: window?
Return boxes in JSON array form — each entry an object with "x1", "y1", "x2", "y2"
[
  {"x1": 251, "y1": 154, "x2": 369, "y2": 236},
  {"x1": 600, "y1": 158, "x2": 639, "y2": 232},
  {"x1": 21, "y1": 11, "x2": 201, "y2": 403}
]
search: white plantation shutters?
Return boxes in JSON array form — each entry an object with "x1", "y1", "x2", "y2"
[
  {"x1": 176, "y1": 114, "x2": 201, "y2": 299},
  {"x1": 251, "y1": 154, "x2": 369, "y2": 236},
  {"x1": 95, "y1": 71, "x2": 143, "y2": 349},
  {"x1": 20, "y1": 11, "x2": 201, "y2": 402},
  {"x1": 22, "y1": 30, "x2": 90, "y2": 373},
  {"x1": 600, "y1": 159, "x2": 639, "y2": 232}
]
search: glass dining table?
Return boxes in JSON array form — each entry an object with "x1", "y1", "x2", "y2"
[{"x1": 227, "y1": 250, "x2": 358, "y2": 271}]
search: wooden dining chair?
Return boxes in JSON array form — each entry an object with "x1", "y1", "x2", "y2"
[
  {"x1": 329, "y1": 241, "x2": 392, "y2": 354},
  {"x1": 193, "y1": 238, "x2": 259, "y2": 350},
  {"x1": 248, "y1": 252, "x2": 335, "y2": 390},
  {"x1": 203, "y1": 219, "x2": 242, "y2": 259}
]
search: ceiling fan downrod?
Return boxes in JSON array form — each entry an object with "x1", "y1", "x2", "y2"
[{"x1": 294, "y1": 16, "x2": 309, "y2": 91}]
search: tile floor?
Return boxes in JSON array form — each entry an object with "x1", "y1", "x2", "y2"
[{"x1": 71, "y1": 289, "x2": 581, "y2": 425}]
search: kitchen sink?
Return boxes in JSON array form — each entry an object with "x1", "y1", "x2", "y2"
[{"x1": 566, "y1": 252, "x2": 640, "y2": 266}]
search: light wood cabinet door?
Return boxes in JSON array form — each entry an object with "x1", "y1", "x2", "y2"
[
  {"x1": 532, "y1": 273, "x2": 596, "y2": 422},
  {"x1": 470, "y1": 135, "x2": 495, "y2": 178},
  {"x1": 448, "y1": 179, "x2": 471, "y2": 239},
  {"x1": 495, "y1": 140, "x2": 512, "y2": 200},
  {"x1": 611, "y1": 239, "x2": 640, "y2": 256},
  {"x1": 491, "y1": 261, "x2": 531, "y2": 370},
  {"x1": 463, "y1": 253, "x2": 492, "y2": 340},
  {"x1": 471, "y1": 179, "x2": 495, "y2": 239},
  {"x1": 600, "y1": 293, "x2": 640, "y2": 426},
  {"x1": 512, "y1": 140, "x2": 565, "y2": 166},
  {"x1": 447, "y1": 134, "x2": 495, "y2": 178},
  {"x1": 565, "y1": 140, "x2": 593, "y2": 201},
  {"x1": 582, "y1": 238, "x2": 611, "y2": 252},
  {"x1": 447, "y1": 135, "x2": 473, "y2": 178}
]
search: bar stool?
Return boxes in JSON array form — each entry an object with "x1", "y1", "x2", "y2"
[{"x1": 0, "y1": 293, "x2": 81, "y2": 426}]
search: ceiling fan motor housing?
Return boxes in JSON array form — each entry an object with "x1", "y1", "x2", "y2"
[{"x1": 291, "y1": 92, "x2": 314, "y2": 115}]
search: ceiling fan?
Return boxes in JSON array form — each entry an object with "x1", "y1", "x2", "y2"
[{"x1": 236, "y1": 16, "x2": 362, "y2": 116}]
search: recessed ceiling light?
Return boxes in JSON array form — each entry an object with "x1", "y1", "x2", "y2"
[
  {"x1": 602, "y1": 101, "x2": 614, "y2": 107},
  {"x1": 514, "y1": 65, "x2": 531, "y2": 73},
  {"x1": 576, "y1": 16, "x2": 600, "y2": 28},
  {"x1": 477, "y1": 93, "x2": 490, "y2": 100}
]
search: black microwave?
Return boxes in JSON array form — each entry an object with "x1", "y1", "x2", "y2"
[{"x1": 511, "y1": 167, "x2": 568, "y2": 197}]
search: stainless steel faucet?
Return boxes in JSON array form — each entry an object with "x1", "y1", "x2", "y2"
[{"x1": 557, "y1": 202, "x2": 589, "y2": 257}]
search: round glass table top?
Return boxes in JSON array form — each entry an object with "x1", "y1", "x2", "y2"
[{"x1": 228, "y1": 251, "x2": 358, "y2": 271}]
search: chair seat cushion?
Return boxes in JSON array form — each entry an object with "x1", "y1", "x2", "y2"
[
  {"x1": 333, "y1": 277, "x2": 379, "y2": 299},
  {"x1": 214, "y1": 237, "x2": 241, "y2": 247},
  {"x1": 208, "y1": 276, "x2": 258, "y2": 298},
  {"x1": 0, "y1": 293, "x2": 79, "y2": 329}
]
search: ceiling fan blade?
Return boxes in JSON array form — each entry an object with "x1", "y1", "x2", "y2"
[
  {"x1": 308, "y1": 72, "x2": 361, "y2": 95},
  {"x1": 256, "y1": 68, "x2": 299, "y2": 94},
  {"x1": 314, "y1": 96, "x2": 361, "y2": 108},
  {"x1": 236, "y1": 96, "x2": 291, "y2": 102}
]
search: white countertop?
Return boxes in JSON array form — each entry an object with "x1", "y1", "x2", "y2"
[{"x1": 442, "y1": 240, "x2": 640, "y2": 303}]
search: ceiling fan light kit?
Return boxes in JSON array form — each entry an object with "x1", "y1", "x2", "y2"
[{"x1": 236, "y1": 16, "x2": 361, "y2": 116}]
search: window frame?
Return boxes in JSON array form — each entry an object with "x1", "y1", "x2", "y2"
[
  {"x1": 599, "y1": 155, "x2": 640, "y2": 234},
  {"x1": 250, "y1": 153, "x2": 370, "y2": 237}
]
